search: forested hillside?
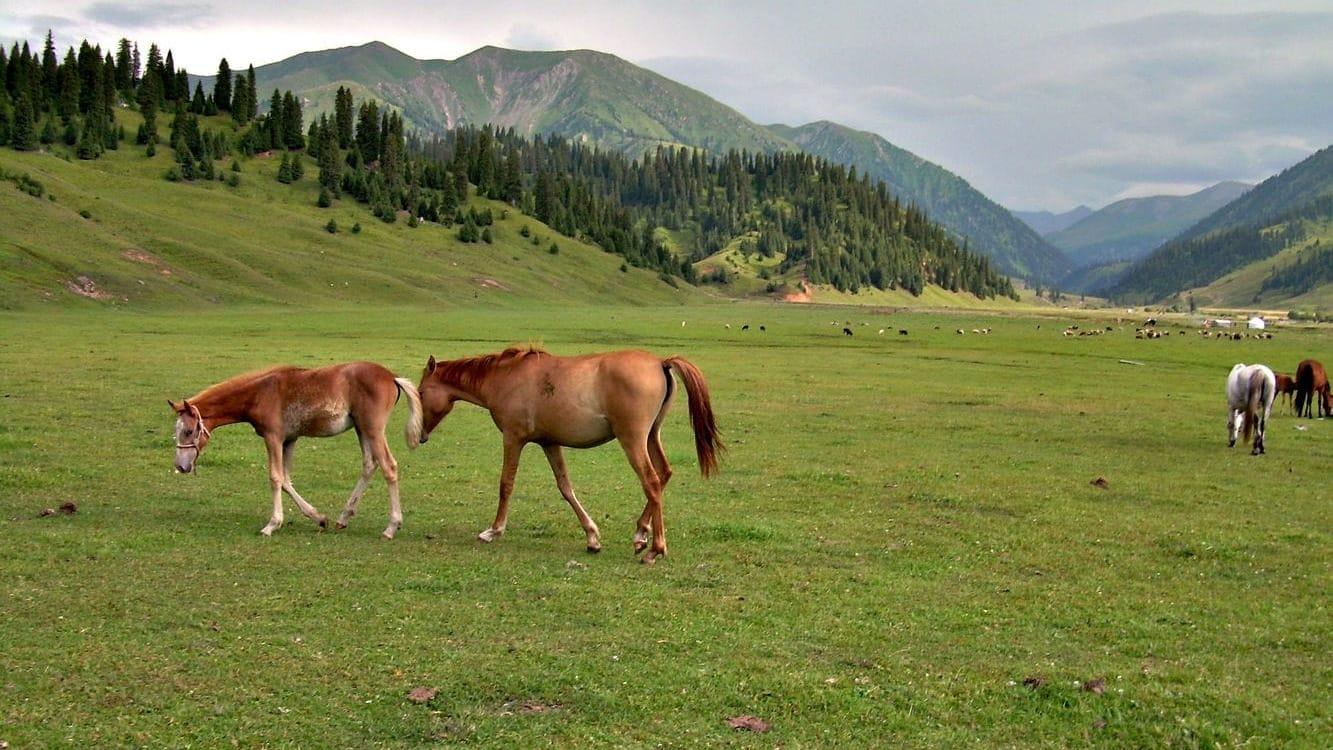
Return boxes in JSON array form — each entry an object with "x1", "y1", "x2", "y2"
[
  {"x1": 0, "y1": 33, "x2": 1015, "y2": 305},
  {"x1": 770, "y1": 121, "x2": 1069, "y2": 283}
]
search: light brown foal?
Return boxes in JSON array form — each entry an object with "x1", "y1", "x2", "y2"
[
  {"x1": 169, "y1": 362, "x2": 422, "y2": 538},
  {"x1": 417, "y1": 347, "x2": 721, "y2": 563}
]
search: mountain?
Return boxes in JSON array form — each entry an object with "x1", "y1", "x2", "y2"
[
  {"x1": 1110, "y1": 146, "x2": 1333, "y2": 303},
  {"x1": 769, "y1": 121, "x2": 1071, "y2": 281},
  {"x1": 1047, "y1": 181, "x2": 1251, "y2": 270},
  {"x1": 206, "y1": 42, "x2": 1067, "y2": 282},
  {"x1": 1011, "y1": 206, "x2": 1093, "y2": 236},
  {"x1": 239, "y1": 41, "x2": 794, "y2": 157}
]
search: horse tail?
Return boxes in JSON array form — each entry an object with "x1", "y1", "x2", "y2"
[
  {"x1": 664, "y1": 356, "x2": 723, "y2": 477},
  {"x1": 1243, "y1": 370, "x2": 1264, "y2": 445},
  {"x1": 394, "y1": 377, "x2": 424, "y2": 449}
]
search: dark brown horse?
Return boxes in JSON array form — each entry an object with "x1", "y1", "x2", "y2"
[
  {"x1": 1294, "y1": 359, "x2": 1329, "y2": 419},
  {"x1": 417, "y1": 346, "x2": 721, "y2": 563},
  {"x1": 169, "y1": 362, "x2": 422, "y2": 538}
]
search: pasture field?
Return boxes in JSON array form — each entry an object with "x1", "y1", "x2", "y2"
[{"x1": 1, "y1": 303, "x2": 1329, "y2": 748}]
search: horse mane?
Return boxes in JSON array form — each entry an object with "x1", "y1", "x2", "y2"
[
  {"x1": 435, "y1": 345, "x2": 546, "y2": 391},
  {"x1": 191, "y1": 365, "x2": 298, "y2": 403}
]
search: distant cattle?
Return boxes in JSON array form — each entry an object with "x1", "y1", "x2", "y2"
[
  {"x1": 899, "y1": 329, "x2": 908, "y2": 336},
  {"x1": 843, "y1": 328, "x2": 854, "y2": 337}
]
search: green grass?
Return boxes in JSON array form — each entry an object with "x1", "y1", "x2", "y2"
[{"x1": 2, "y1": 303, "x2": 1329, "y2": 747}]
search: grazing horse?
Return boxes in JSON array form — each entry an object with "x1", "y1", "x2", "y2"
[
  {"x1": 1274, "y1": 372, "x2": 1297, "y2": 413},
  {"x1": 843, "y1": 328, "x2": 854, "y2": 337},
  {"x1": 1226, "y1": 363, "x2": 1276, "y2": 455},
  {"x1": 169, "y1": 363, "x2": 423, "y2": 538},
  {"x1": 1294, "y1": 359, "x2": 1329, "y2": 419},
  {"x1": 417, "y1": 347, "x2": 722, "y2": 563}
]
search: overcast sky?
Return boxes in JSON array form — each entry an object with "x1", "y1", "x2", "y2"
[{"x1": 4, "y1": 1, "x2": 1330, "y2": 210}]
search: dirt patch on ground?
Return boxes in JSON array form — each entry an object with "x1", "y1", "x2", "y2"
[
  {"x1": 121, "y1": 248, "x2": 174, "y2": 276},
  {"x1": 66, "y1": 275, "x2": 112, "y2": 300},
  {"x1": 474, "y1": 277, "x2": 510, "y2": 292},
  {"x1": 781, "y1": 280, "x2": 813, "y2": 303}
]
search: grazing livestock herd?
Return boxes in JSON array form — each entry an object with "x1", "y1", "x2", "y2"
[{"x1": 169, "y1": 315, "x2": 1325, "y2": 558}]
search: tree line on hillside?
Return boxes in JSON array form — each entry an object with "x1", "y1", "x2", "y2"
[
  {"x1": 1109, "y1": 194, "x2": 1333, "y2": 302},
  {"x1": 3, "y1": 31, "x2": 1015, "y2": 299},
  {"x1": 1260, "y1": 239, "x2": 1332, "y2": 299}
]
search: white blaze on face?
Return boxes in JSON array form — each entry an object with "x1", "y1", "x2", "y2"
[{"x1": 174, "y1": 416, "x2": 197, "y2": 473}]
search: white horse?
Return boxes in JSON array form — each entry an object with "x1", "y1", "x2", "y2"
[{"x1": 1226, "y1": 363, "x2": 1276, "y2": 455}]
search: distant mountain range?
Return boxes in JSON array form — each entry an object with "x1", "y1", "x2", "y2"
[
  {"x1": 1011, "y1": 206, "x2": 1092, "y2": 236},
  {"x1": 1048, "y1": 181, "x2": 1252, "y2": 268},
  {"x1": 211, "y1": 41, "x2": 1069, "y2": 281},
  {"x1": 1111, "y1": 146, "x2": 1333, "y2": 303}
]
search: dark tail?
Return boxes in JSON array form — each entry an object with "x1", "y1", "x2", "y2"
[
  {"x1": 1243, "y1": 370, "x2": 1266, "y2": 446},
  {"x1": 664, "y1": 356, "x2": 723, "y2": 477}
]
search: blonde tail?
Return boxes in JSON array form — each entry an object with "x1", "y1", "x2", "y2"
[{"x1": 394, "y1": 377, "x2": 424, "y2": 449}]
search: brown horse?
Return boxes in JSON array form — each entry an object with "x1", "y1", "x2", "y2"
[
  {"x1": 1274, "y1": 372, "x2": 1297, "y2": 413},
  {"x1": 1294, "y1": 359, "x2": 1329, "y2": 419},
  {"x1": 169, "y1": 362, "x2": 423, "y2": 538},
  {"x1": 417, "y1": 346, "x2": 721, "y2": 563}
]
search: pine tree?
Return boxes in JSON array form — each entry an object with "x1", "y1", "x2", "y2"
[
  {"x1": 503, "y1": 149, "x2": 523, "y2": 204},
  {"x1": 334, "y1": 86, "x2": 353, "y2": 148},
  {"x1": 356, "y1": 100, "x2": 379, "y2": 163},
  {"x1": 277, "y1": 151, "x2": 292, "y2": 183},
  {"x1": 39, "y1": 115, "x2": 56, "y2": 144},
  {"x1": 41, "y1": 31, "x2": 58, "y2": 103},
  {"x1": 317, "y1": 117, "x2": 340, "y2": 196},
  {"x1": 131, "y1": 42, "x2": 140, "y2": 85},
  {"x1": 191, "y1": 82, "x2": 206, "y2": 114},
  {"x1": 115, "y1": 39, "x2": 133, "y2": 94},
  {"x1": 58, "y1": 49, "x2": 79, "y2": 121},
  {"x1": 245, "y1": 65, "x2": 257, "y2": 121},
  {"x1": 163, "y1": 50, "x2": 176, "y2": 100},
  {"x1": 214, "y1": 58, "x2": 231, "y2": 112},
  {"x1": 10, "y1": 91, "x2": 35, "y2": 150},
  {"x1": 76, "y1": 114, "x2": 102, "y2": 159},
  {"x1": 137, "y1": 70, "x2": 160, "y2": 143}
]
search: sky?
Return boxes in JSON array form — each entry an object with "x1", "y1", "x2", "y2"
[{"x1": 4, "y1": 1, "x2": 1331, "y2": 211}]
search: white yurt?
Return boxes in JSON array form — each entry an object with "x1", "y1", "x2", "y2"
[{"x1": 1247, "y1": 316, "x2": 1266, "y2": 330}]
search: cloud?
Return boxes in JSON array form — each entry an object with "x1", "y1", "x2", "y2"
[
  {"x1": 84, "y1": 2, "x2": 214, "y2": 30},
  {"x1": 504, "y1": 22, "x2": 560, "y2": 51}
]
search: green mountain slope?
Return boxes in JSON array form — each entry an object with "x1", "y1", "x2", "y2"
[
  {"x1": 1010, "y1": 206, "x2": 1092, "y2": 236},
  {"x1": 201, "y1": 42, "x2": 1069, "y2": 283},
  {"x1": 770, "y1": 121, "x2": 1071, "y2": 282},
  {"x1": 1111, "y1": 146, "x2": 1333, "y2": 302},
  {"x1": 1049, "y1": 181, "x2": 1250, "y2": 268},
  {"x1": 1175, "y1": 145, "x2": 1333, "y2": 242},
  {"x1": 0, "y1": 115, "x2": 696, "y2": 311},
  {"x1": 236, "y1": 42, "x2": 794, "y2": 157},
  {"x1": 1182, "y1": 215, "x2": 1333, "y2": 312}
]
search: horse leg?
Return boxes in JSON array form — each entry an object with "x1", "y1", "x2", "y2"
[
  {"x1": 336, "y1": 432, "x2": 376, "y2": 529},
  {"x1": 620, "y1": 435, "x2": 665, "y2": 564},
  {"x1": 480, "y1": 438, "x2": 523, "y2": 542},
  {"x1": 1227, "y1": 409, "x2": 1238, "y2": 448},
  {"x1": 260, "y1": 435, "x2": 285, "y2": 536},
  {"x1": 543, "y1": 445, "x2": 601, "y2": 553},
  {"x1": 281, "y1": 439, "x2": 327, "y2": 528},
  {"x1": 368, "y1": 431, "x2": 402, "y2": 540},
  {"x1": 634, "y1": 430, "x2": 673, "y2": 553}
]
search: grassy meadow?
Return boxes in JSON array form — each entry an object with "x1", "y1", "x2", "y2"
[{"x1": 1, "y1": 303, "x2": 1329, "y2": 747}]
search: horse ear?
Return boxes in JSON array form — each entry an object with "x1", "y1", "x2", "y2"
[
  {"x1": 168, "y1": 399, "x2": 183, "y2": 413},
  {"x1": 426, "y1": 355, "x2": 437, "y2": 374}
]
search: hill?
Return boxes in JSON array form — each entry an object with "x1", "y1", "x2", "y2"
[
  {"x1": 770, "y1": 121, "x2": 1072, "y2": 282},
  {"x1": 1173, "y1": 145, "x2": 1333, "y2": 243},
  {"x1": 225, "y1": 42, "x2": 794, "y2": 158},
  {"x1": 1174, "y1": 214, "x2": 1333, "y2": 312},
  {"x1": 1111, "y1": 146, "x2": 1333, "y2": 303},
  {"x1": 0, "y1": 114, "x2": 696, "y2": 310},
  {"x1": 1049, "y1": 181, "x2": 1250, "y2": 269},
  {"x1": 1010, "y1": 205, "x2": 1092, "y2": 236},
  {"x1": 199, "y1": 42, "x2": 1066, "y2": 282}
]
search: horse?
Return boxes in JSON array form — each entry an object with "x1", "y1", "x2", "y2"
[
  {"x1": 1294, "y1": 359, "x2": 1329, "y2": 419},
  {"x1": 1274, "y1": 372, "x2": 1297, "y2": 413},
  {"x1": 416, "y1": 346, "x2": 721, "y2": 564},
  {"x1": 1225, "y1": 363, "x2": 1276, "y2": 455},
  {"x1": 169, "y1": 362, "x2": 423, "y2": 538}
]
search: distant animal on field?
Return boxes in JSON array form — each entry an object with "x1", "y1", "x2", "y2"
[
  {"x1": 741, "y1": 324, "x2": 749, "y2": 331},
  {"x1": 1226, "y1": 363, "x2": 1276, "y2": 455},
  {"x1": 168, "y1": 362, "x2": 424, "y2": 538},
  {"x1": 899, "y1": 329, "x2": 908, "y2": 336},
  {"x1": 957, "y1": 329, "x2": 965, "y2": 335},
  {"x1": 1145, "y1": 318, "x2": 1158, "y2": 326},
  {"x1": 878, "y1": 329, "x2": 885, "y2": 335},
  {"x1": 843, "y1": 328, "x2": 853, "y2": 337},
  {"x1": 1294, "y1": 359, "x2": 1329, "y2": 419},
  {"x1": 759, "y1": 325, "x2": 766, "y2": 332}
]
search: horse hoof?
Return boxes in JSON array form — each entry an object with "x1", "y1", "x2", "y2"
[
  {"x1": 260, "y1": 526, "x2": 277, "y2": 537},
  {"x1": 633, "y1": 540, "x2": 648, "y2": 554},
  {"x1": 317, "y1": 517, "x2": 328, "y2": 530},
  {"x1": 334, "y1": 521, "x2": 348, "y2": 530},
  {"x1": 587, "y1": 544, "x2": 602, "y2": 554},
  {"x1": 640, "y1": 554, "x2": 657, "y2": 566},
  {"x1": 478, "y1": 529, "x2": 500, "y2": 543}
]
